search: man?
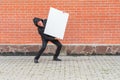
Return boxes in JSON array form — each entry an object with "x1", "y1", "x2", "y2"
[{"x1": 33, "y1": 17, "x2": 62, "y2": 63}]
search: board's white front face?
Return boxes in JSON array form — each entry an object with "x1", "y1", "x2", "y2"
[{"x1": 44, "y1": 7, "x2": 69, "y2": 39}]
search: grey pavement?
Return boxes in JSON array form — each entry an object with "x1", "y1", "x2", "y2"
[{"x1": 0, "y1": 56, "x2": 120, "y2": 80}]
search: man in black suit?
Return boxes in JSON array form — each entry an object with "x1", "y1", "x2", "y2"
[{"x1": 33, "y1": 17, "x2": 62, "y2": 63}]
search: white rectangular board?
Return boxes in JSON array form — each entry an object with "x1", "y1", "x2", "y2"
[{"x1": 44, "y1": 7, "x2": 69, "y2": 39}]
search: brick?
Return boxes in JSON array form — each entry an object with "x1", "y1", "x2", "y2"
[{"x1": 0, "y1": 0, "x2": 120, "y2": 44}]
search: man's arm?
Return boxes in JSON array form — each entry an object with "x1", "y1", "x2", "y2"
[{"x1": 43, "y1": 34, "x2": 56, "y2": 40}]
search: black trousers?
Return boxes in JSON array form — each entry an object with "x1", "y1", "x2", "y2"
[{"x1": 35, "y1": 39, "x2": 62, "y2": 60}]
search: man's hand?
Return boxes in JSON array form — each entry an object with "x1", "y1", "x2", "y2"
[{"x1": 55, "y1": 38, "x2": 59, "y2": 40}]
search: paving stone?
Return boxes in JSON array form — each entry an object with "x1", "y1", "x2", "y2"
[{"x1": 0, "y1": 56, "x2": 120, "y2": 80}]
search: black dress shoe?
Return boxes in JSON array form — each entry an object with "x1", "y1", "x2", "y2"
[
  {"x1": 53, "y1": 58, "x2": 62, "y2": 61},
  {"x1": 34, "y1": 59, "x2": 39, "y2": 63}
]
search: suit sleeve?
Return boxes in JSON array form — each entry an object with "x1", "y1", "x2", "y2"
[{"x1": 43, "y1": 34, "x2": 55, "y2": 40}]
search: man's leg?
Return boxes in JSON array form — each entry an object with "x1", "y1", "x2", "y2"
[
  {"x1": 50, "y1": 40, "x2": 62, "y2": 61},
  {"x1": 34, "y1": 40, "x2": 48, "y2": 63}
]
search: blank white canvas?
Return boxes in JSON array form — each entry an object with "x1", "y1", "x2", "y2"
[{"x1": 44, "y1": 7, "x2": 69, "y2": 39}]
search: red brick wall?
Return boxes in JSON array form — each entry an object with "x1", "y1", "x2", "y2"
[{"x1": 0, "y1": 0, "x2": 120, "y2": 44}]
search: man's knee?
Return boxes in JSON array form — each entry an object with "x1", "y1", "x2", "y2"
[{"x1": 58, "y1": 44, "x2": 62, "y2": 48}]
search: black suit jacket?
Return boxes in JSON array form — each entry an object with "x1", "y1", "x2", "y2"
[{"x1": 33, "y1": 17, "x2": 55, "y2": 41}]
